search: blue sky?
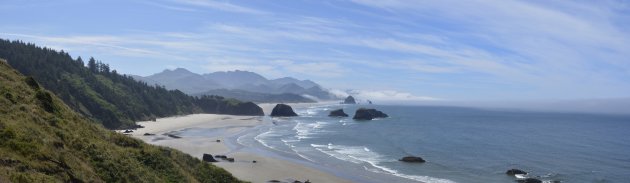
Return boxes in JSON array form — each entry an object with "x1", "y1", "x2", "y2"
[{"x1": 1, "y1": 0, "x2": 630, "y2": 101}]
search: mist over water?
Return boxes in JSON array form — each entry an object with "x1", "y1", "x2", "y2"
[
  {"x1": 378, "y1": 98, "x2": 630, "y2": 116},
  {"x1": 253, "y1": 104, "x2": 630, "y2": 183}
]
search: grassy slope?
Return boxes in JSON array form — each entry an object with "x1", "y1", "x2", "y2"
[{"x1": 0, "y1": 60, "x2": 243, "y2": 183}]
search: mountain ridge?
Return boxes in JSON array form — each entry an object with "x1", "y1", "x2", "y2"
[{"x1": 136, "y1": 68, "x2": 339, "y2": 102}]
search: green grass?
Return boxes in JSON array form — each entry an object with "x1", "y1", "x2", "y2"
[{"x1": 0, "y1": 60, "x2": 244, "y2": 183}]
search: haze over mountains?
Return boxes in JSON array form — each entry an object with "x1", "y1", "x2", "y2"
[{"x1": 133, "y1": 68, "x2": 338, "y2": 103}]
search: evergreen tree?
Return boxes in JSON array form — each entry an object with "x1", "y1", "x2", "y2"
[
  {"x1": 88, "y1": 57, "x2": 97, "y2": 73},
  {"x1": 76, "y1": 56, "x2": 84, "y2": 66},
  {"x1": 0, "y1": 39, "x2": 263, "y2": 129}
]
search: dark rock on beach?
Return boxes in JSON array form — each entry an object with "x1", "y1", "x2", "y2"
[
  {"x1": 399, "y1": 156, "x2": 426, "y2": 163},
  {"x1": 131, "y1": 124, "x2": 144, "y2": 129},
  {"x1": 143, "y1": 133, "x2": 155, "y2": 136},
  {"x1": 506, "y1": 169, "x2": 528, "y2": 176},
  {"x1": 202, "y1": 154, "x2": 218, "y2": 162},
  {"x1": 517, "y1": 178, "x2": 542, "y2": 183},
  {"x1": 328, "y1": 109, "x2": 349, "y2": 117},
  {"x1": 343, "y1": 95, "x2": 356, "y2": 104},
  {"x1": 214, "y1": 155, "x2": 228, "y2": 159},
  {"x1": 270, "y1": 104, "x2": 298, "y2": 117},
  {"x1": 353, "y1": 108, "x2": 388, "y2": 120}
]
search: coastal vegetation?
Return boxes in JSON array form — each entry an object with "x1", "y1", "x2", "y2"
[
  {"x1": 0, "y1": 60, "x2": 243, "y2": 182},
  {"x1": 0, "y1": 39, "x2": 263, "y2": 129}
]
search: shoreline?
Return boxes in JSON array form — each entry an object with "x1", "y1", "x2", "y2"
[{"x1": 130, "y1": 102, "x2": 354, "y2": 183}]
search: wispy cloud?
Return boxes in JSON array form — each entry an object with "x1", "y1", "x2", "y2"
[
  {"x1": 205, "y1": 20, "x2": 542, "y2": 85},
  {"x1": 347, "y1": 0, "x2": 630, "y2": 97},
  {"x1": 169, "y1": 0, "x2": 267, "y2": 14},
  {"x1": 0, "y1": 33, "x2": 189, "y2": 60},
  {"x1": 142, "y1": 1, "x2": 197, "y2": 12},
  {"x1": 2, "y1": 0, "x2": 629, "y2": 100}
]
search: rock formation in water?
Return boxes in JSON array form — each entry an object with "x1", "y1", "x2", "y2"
[
  {"x1": 506, "y1": 169, "x2": 527, "y2": 176},
  {"x1": 399, "y1": 156, "x2": 426, "y2": 163},
  {"x1": 270, "y1": 104, "x2": 298, "y2": 117},
  {"x1": 328, "y1": 109, "x2": 349, "y2": 117},
  {"x1": 353, "y1": 108, "x2": 388, "y2": 120},
  {"x1": 343, "y1": 96, "x2": 356, "y2": 104}
]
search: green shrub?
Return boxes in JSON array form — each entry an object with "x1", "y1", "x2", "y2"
[
  {"x1": 111, "y1": 135, "x2": 141, "y2": 148},
  {"x1": 35, "y1": 90, "x2": 55, "y2": 113},
  {"x1": 24, "y1": 76, "x2": 40, "y2": 90}
]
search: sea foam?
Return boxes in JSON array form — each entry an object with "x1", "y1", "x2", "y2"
[{"x1": 311, "y1": 143, "x2": 456, "y2": 183}]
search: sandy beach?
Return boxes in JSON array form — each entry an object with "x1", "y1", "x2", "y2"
[{"x1": 130, "y1": 103, "x2": 352, "y2": 183}]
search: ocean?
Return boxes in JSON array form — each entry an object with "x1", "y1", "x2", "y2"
[{"x1": 229, "y1": 104, "x2": 630, "y2": 182}]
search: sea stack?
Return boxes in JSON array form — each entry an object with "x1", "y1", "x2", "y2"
[
  {"x1": 328, "y1": 109, "x2": 349, "y2": 117},
  {"x1": 343, "y1": 96, "x2": 356, "y2": 104},
  {"x1": 353, "y1": 108, "x2": 388, "y2": 120},
  {"x1": 270, "y1": 104, "x2": 298, "y2": 117}
]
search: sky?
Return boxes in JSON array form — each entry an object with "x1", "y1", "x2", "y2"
[{"x1": 1, "y1": 0, "x2": 630, "y2": 102}]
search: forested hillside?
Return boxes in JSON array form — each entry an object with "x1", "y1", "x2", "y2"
[
  {"x1": 196, "y1": 89, "x2": 316, "y2": 103},
  {"x1": 0, "y1": 60, "x2": 243, "y2": 182},
  {"x1": 0, "y1": 39, "x2": 263, "y2": 129}
]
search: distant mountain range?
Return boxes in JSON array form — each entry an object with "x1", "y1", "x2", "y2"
[{"x1": 133, "y1": 68, "x2": 339, "y2": 103}]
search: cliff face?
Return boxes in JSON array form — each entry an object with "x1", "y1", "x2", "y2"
[{"x1": 0, "y1": 61, "x2": 242, "y2": 182}]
